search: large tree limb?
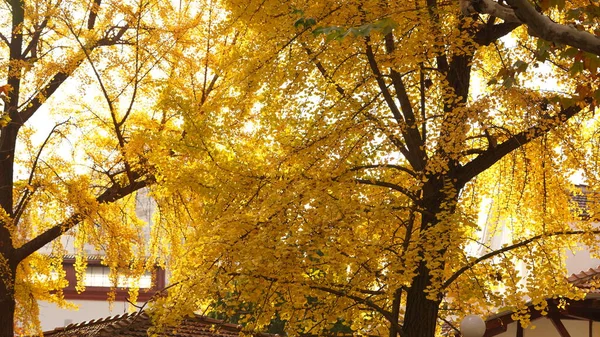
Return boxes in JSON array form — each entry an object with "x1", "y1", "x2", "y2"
[
  {"x1": 442, "y1": 229, "x2": 600, "y2": 289},
  {"x1": 473, "y1": 21, "x2": 521, "y2": 45},
  {"x1": 456, "y1": 104, "x2": 582, "y2": 186},
  {"x1": 355, "y1": 179, "x2": 418, "y2": 202},
  {"x1": 364, "y1": 38, "x2": 425, "y2": 171},
  {"x1": 87, "y1": 0, "x2": 102, "y2": 30},
  {"x1": 13, "y1": 173, "x2": 153, "y2": 262},
  {"x1": 17, "y1": 25, "x2": 130, "y2": 126},
  {"x1": 462, "y1": 0, "x2": 600, "y2": 56}
]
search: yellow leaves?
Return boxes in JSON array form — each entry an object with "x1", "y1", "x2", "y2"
[
  {"x1": 4, "y1": 0, "x2": 599, "y2": 336},
  {"x1": 0, "y1": 114, "x2": 10, "y2": 127},
  {"x1": 0, "y1": 84, "x2": 12, "y2": 127},
  {"x1": 0, "y1": 84, "x2": 11, "y2": 96}
]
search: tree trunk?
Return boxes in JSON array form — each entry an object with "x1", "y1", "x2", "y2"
[
  {"x1": 403, "y1": 260, "x2": 441, "y2": 337},
  {"x1": 0, "y1": 263, "x2": 16, "y2": 337},
  {"x1": 400, "y1": 182, "x2": 454, "y2": 337},
  {"x1": 0, "y1": 126, "x2": 17, "y2": 337}
]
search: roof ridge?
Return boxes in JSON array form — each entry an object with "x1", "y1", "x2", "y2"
[
  {"x1": 41, "y1": 310, "x2": 282, "y2": 337},
  {"x1": 192, "y1": 314, "x2": 243, "y2": 330},
  {"x1": 43, "y1": 311, "x2": 145, "y2": 336},
  {"x1": 567, "y1": 265, "x2": 600, "y2": 285}
]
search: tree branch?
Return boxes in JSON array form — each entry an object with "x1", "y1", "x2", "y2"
[
  {"x1": 350, "y1": 164, "x2": 416, "y2": 177},
  {"x1": 461, "y1": 0, "x2": 520, "y2": 22},
  {"x1": 13, "y1": 119, "x2": 70, "y2": 225},
  {"x1": 17, "y1": 72, "x2": 70, "y2": 126},
  {"x1": 383, "y1": 33, "x2": 426, "y2": 168},
  {"x1": 17, "y1": 25, "x2": 130, "y2": 126},
  {"x1": 303, "y1": 44, "x2": 346, "y2": 97},
  {"x1": 87, "y1": 0, "x2": 102, "y2": 30},
  {"x1": 355, "y1": 179, "x2": 417, "y2": 201},
  {"x1": 13, "y1": 173, "x2": 153, "y2": 262},
  {"x1": 364, "y1": 37, "x2": 425, "y2": 171},
  {"x1": 463, "y1": 0, "x2": 600, "y2": 56},
  {"x1": 0, "y1": 32, "x2": 9, "y2": 47},
  {"x1": 442, "y1": 229, "x2": 600, "y2": 289},
  {"x1": 473, "y1": 21, "x2": 521, "y2": 46},
  {"x1": 308, "y1": 285, "x2": 403, "y2": 336},
  {"x1": 22, "y1": 17, "x2": 49, "y2": 59},
  {"x1": 457, "y1": 104, "x2": 582, "y2": 186}
]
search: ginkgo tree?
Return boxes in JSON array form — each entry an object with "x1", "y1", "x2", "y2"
[
  {"x1": 0, "y1": 0, "x2": 234, "y2": 336},
  {"x1": 3, "y1": 0, "x2": 600, "y2": 336},
  {"x1": 144, "y1": 1, "x2": 600, "y2": 337}
]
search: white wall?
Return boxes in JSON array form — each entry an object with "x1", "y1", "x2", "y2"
[
  {"x1": 566, "y1": 246, "x2": 600, "y2": 276},
  {"x1": 38, "y1": 189, "x2": 157, "y2": 332},
  {"x1": 38, "y1": 299, "x2": 141, "y2": 331}
]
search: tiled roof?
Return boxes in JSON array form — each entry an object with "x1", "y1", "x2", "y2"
[
  {"x1": 572, "y1": 184, "x2": 599, "y2": 218},
  {"x1": 567, "y1": 265, "x2": 600, "y2": 290},
  {"x1": 60, "y1": 254, "x2": 105, "y2": 261},
  {"x1": 573, "y1": 184, "x2": 590, "y2": 209},
  {"x1": 43, "y1": 311, "x2": 277, "y2": 337}
]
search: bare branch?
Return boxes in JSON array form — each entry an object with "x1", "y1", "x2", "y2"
[
  {"x1": 364, "y1": 37, "x2": 425, "y2": 171},
  {"x1": 303, "y1": 44, "x2": 346, "y2": 97},
  {"x1": 201, "y1": 74, "x2": 219, "y2": 105},
  {"x1": 22, "y1": 17, "x2": 49, "y2": 59},
  {"x1": 120, "y1": 3, "x2": 143, "y2": 128},
  {"x1": 13, "y1": 119, "x2": 70, "y2": 225},
  {"x1": 18, "y1": 25, "x2": 130, "y2": 126}
]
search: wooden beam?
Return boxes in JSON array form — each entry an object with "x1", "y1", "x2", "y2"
[
  {"x1": 550, "y1": 314, "x2": 572, "y2": 337},
  {"x1": 516, "y1": 322, "x2": 523, "y2": 337},
  {"x1": 485, "y1": 317, "x2": 509, "y2": 336}
]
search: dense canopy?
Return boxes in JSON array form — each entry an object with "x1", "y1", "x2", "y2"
[{"x1": 0, "y1": 0, "x2": 599, "y2": 337}]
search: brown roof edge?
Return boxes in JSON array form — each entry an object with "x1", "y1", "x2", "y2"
[
  {"x1": 567, "y1": 265, "x2": 600, "y2": 288},
  {"x1": 41, "y1": 310, "x2": 280, "y2": 337},
  {"x1": 43, "y1": 312, "x2": 145, "y2": 336}
]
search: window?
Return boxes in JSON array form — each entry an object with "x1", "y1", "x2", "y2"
[
  {"x1": 61, "y1": 257, "x2": 166, "y2": 301},
  {"x1": 84, "y1": 266, "x2": 153, "y2": 288}
]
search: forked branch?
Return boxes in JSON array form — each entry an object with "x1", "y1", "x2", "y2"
[
  {"x1": 13, "y1": 119, "x2": 71, "y2": 225},
  {"x1": 462, "y1": 0, "x2": 600, "y2": 55}
]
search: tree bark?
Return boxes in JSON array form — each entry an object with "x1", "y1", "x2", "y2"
[
  {"x1": 403, "y1": 261, "x2": 441, "y2": 337},
  {"x1": 401, "y1": 183, "x2": 449, "y2": 337},
  {"x1": 0, "y1": 3, "x2": 23, "y2": 335},
  {"x1": 0, "y1": 262, "x2": 16, "y2": 337},
  {"x1": 462, "y1": 0, "x2": 600, "y2": 56}
]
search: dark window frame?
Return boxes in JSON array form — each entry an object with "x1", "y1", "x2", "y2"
[{"x1": 61, "y1": 258, "x2": 166, "y2": 302}]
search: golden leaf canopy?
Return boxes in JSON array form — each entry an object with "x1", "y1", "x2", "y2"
[{"x1": 1, "y1": 1, "x2": 599, "y2": 337}]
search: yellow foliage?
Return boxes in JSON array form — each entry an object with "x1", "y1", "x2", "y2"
[{"x1": 1, "y1": 0, "x2": 600, "y2": 337}]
